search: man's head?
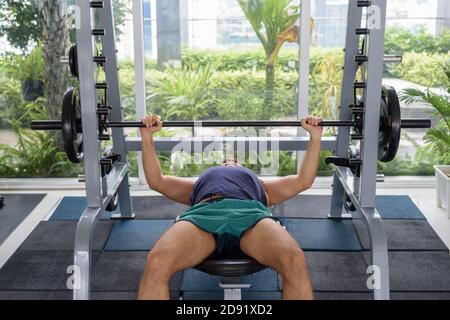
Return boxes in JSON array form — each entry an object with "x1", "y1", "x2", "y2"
[{"x1": 222, "y1": 158, "x2": 242, "y2": 167}]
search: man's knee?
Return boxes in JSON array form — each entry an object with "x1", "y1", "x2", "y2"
[
  {"x1": 144, "y1": 248, "x2": 176, "y2": 280},
  {"x1": 277, "y1": 247, "x2": 308, "y2": 277}
]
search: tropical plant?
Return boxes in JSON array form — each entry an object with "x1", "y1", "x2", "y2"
[
  {"x1": 309, "y1": 49, "x2": 344, "y2": 122},
  {"x1": 0, "y1": 123, "x2": 79, "y2": 177},
  {"x1": 147, "y1": 63, "x2": 216, "y2": 122},
  {"x1": 237, "y1": 0, "x2": 301, "y2": 114},
  {"x1": 400, "y1": 58, "x2": 450, "y2": 163},
  {"x1": 15, "y1": 42, "x2": 46, "y2": 81},
  {"x1": 210, "y1": 69, "x2": 296, "y2": 121},
  {"x1": 0, "y1": 57, "x2": 48, "y2": 127}
]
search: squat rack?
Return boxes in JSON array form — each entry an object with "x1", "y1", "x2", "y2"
[{"x1": 70, "y1": 0, "x2": 395, "y2": 300}]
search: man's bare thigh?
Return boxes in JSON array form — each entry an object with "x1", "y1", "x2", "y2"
[{"x1": 150, "y1": 221, "x2": 216, "y2": 272}]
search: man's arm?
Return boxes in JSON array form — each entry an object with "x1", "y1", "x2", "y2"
[
  {"x1": 141, "y1": 115, "x2": 195, "y2": 205},
  {"x1": 262, "y1": 116, "x2": 323, "y2": 206}
]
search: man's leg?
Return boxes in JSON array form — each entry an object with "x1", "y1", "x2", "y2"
[
  {"x1": 240, "y1": 218, "x2": 313, "y2": 300},
  {"x1": 138, "y1": 221, "x2": 215, "y2": 300}
]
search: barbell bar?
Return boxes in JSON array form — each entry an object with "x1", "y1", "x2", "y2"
[{"x1": 30, "y1": 119, "x2": 430, "y2": 130}]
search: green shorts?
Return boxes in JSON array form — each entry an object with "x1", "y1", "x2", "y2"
[{"x1": 175, "y1": 198, "x2": 279, "y2": 258}]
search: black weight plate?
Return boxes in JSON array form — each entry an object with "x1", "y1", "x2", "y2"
[
  {"x1": 378, "y1": 86, "x2": 401, "y2": 162},
  {"x1": 69, "y1": 45, "x2": 101, "y2": 79},
  {"x1": 69, "y1": 45, "x2": 78, "y2": 78},
  {"x1": 62, "y1": 87, "x2": 83, "y2": 163}
]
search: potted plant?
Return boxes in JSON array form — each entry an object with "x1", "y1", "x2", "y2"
[
  {"x1": 18, "y1": 43, "x2": 46, "y2": 102},
  {"x1": 400, "y1": 58, "x2": 450, "y2": 217}
]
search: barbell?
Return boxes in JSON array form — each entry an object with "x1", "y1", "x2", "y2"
[{"x1": 30, "y1": 86, "x2": 431, "y2": 164}]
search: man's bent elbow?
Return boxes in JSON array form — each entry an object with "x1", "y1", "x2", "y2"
[
  {"x1": 296, "y1": 176, "x2": 314, "y2": 192},
  {"x1": 301, "y1": 179, "x2": 314, "y2": 191},
  {"x1": 148, "y1": 178, "x2": 163, "y2": 191}
]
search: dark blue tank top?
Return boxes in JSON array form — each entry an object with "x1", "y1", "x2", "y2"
[{"x1": 191, "y1": 166, "x2": 267, "y2": 206}]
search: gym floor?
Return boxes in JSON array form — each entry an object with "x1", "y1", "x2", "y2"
[{"x1": 0, "y1": 176, "x2": 449, "y2": 300}]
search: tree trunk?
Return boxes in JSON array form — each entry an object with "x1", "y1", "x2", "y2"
[
  {"x1": 39, "y1": 0, "x2": 69, "y2": 121},
  {"x1": 264, "y1": 64, "x2": 275, "y2": 117}
]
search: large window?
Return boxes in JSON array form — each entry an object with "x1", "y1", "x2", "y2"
[{"x1": 0, "y1": 0, "x2": 448, "y2": 179}]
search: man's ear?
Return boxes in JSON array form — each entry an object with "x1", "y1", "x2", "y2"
[{"x1": 259, "y1": 178, "x2": 265, "y2": 185}]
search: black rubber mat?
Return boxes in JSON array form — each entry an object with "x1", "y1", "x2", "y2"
[
  {"x1": 91, "y1": 291, "x2": 139, "y2": 300},
  {"x1": 353, "y1": 220, "x2": 448, "y2": 251},
  {"x1": 314, "y1": 292, "x2": 372, "y2": 300},
  {"x1": 0, "y1": 250, "x2": 99, "y2": 291},
  {"x1": 390, "y1": 292, "x2": 450, "y2": 300},
  {"x1": 363, "y1": 251, "x2": 450, "y2": 292},
  {"x1": 305, "y1": 252, "x2": 370, "y2": 292},
  {"x1": 314, "y1": 291, "x2": 450, "y2": 300},
  {"x1": 0, "y1": 290, "x2": 71, "y2": 300},
  {"x1": 0, "y1": 194, "x2": 45, "y2": 244},
  {"x1": 18, "y1": 221, "x2": 114, "y2": 251},
  {"x1": 0, "y1": 291, "x2": 138, "y2": 300},
  {"x1": 91, "y1": 251, "x2": 183, "y2": 298}
]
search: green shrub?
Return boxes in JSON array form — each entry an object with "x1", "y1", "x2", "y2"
[
  {"x1": 377, "y1": 151, "x2": 435, "y2": 176},
  {"x1": 309, "y1": 49, "x2": 344, "y2": 120},
  {"x1": 385, "y1": 27, "x2": 450, "y2": 55},
  {"x1": 0, "y1": 61, "x2": 48, "y2": 128},
  {"x1": 181, "y1": 47, "x2": 299, "y2": 72},
  {"x1": 17, "y1": 43, "x2": 45, "y2": 81},
  {"x1": 0, "y1": 125, "x2": 79, "y2": 177},
  {"x1": 392, "y1": 52, "x2": 448, "y2": 87},
  {"x1": 210, "y1": 70, "x2": 297, "y2": 120}
]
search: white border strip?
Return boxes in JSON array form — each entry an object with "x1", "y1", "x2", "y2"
[{"x1": 0, "y1": 194, "x2": 61, "y2": 269}]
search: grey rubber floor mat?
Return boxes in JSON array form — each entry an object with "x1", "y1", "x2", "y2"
[
  {"x1": 0, "y1": 250, "x2": 99, "y2": 291},
  {"x1": 91, "y1": 251, "x2": 183, "y2": 297},
  {"x1": 305, "y1": 252, "x2": 370, "y2": 292},
  {"x1": 0, "y1": 194, "x2": 45, "y2": 245},
  {"x1": 363, "y1": 251, "x2": 450, "y2": 292},
  {"x1": 18, "y1": 221, "x2": 114, "y2": 251},
  {"x1": 353, "y1": 220, "x2": 448, "y2": 251}
]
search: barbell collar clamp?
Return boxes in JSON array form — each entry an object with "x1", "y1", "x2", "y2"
[
  {"x1": 95, "y1": 82, "x2": 108, "y2": 90},
  {"x1": 92, "y1": 29, "x2": 106, "y2": 36},
  {"x1": 354, "y1": 82, "x2": 367, "y2": 89},
  {"x1": 90, "y1": 1, "x2": 104, "y2": 8},
  {"x1": 357, "y1": 0, "x2": 371, "y2": 7},
  {"x1": 94, "y1": 56, "x2": 107, "y2": 64}
]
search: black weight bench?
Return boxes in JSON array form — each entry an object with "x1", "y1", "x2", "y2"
[{"x1": 194, "y1": 257, "x2": 267, "y2": 300}]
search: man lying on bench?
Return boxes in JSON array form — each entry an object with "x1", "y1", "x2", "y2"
[{"x1": 137, "y1": 114, "x2": 323, "y2": 300}]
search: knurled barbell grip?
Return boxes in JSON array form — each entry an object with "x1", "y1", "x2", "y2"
[{"x1": 106, "y1": 120, "x2": 355, "y2": 128}]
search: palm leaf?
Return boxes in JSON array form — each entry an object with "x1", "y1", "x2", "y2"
[
  {"x1": 400, "y1": 57, "x2": 450, "y2": 158},
  {"x1": 425, "y1": 128, "x2": 450, "y2": 154},
  {"x1": 238, "y1": 0, "x2": 299, "y2": 56}
]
